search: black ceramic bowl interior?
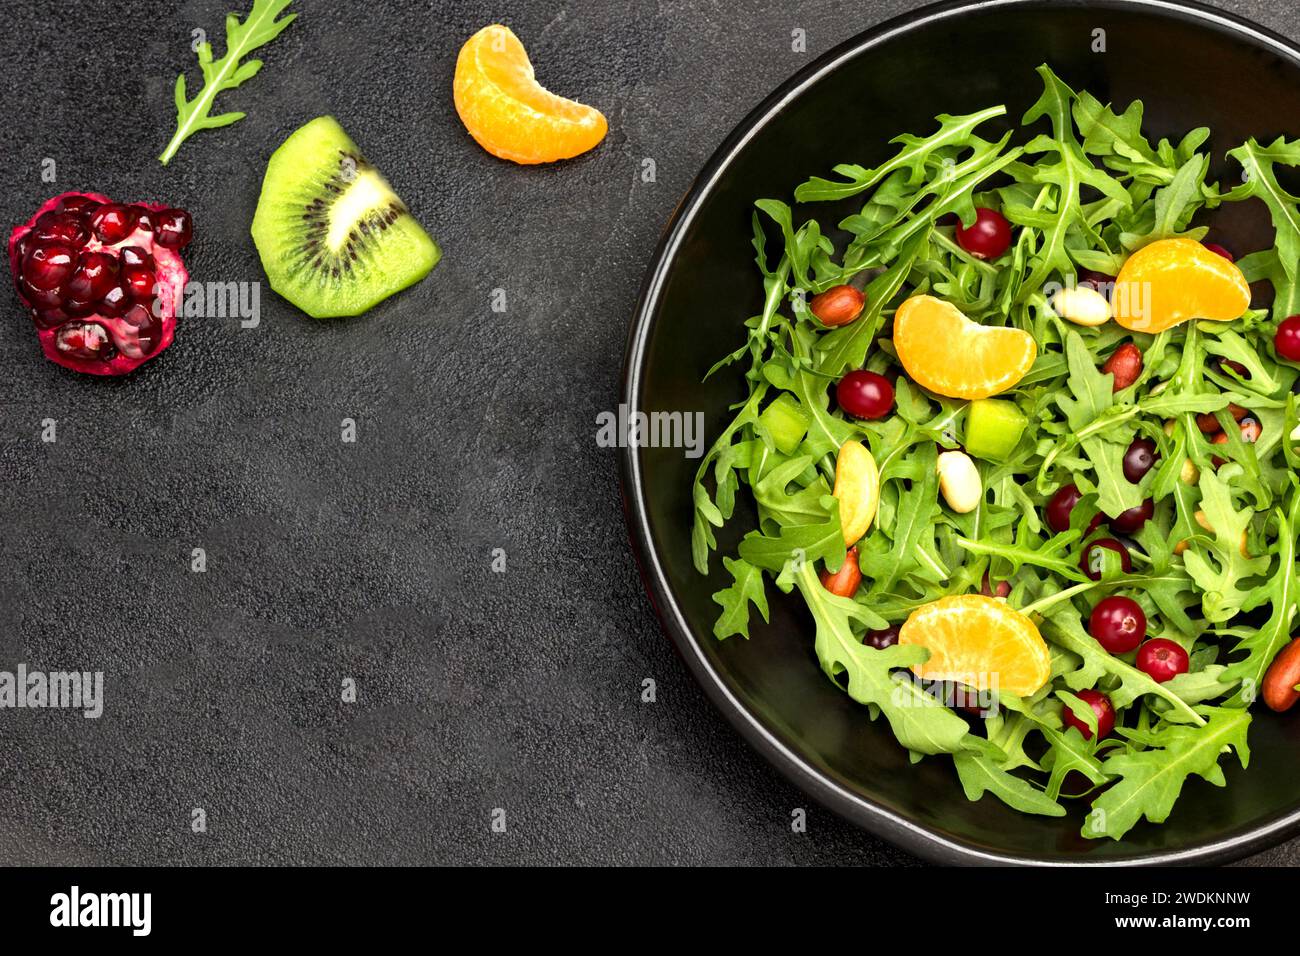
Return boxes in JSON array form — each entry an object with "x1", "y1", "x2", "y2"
[{"x1": 622, "y1": 0, "x2": 1300, "y2": 864}]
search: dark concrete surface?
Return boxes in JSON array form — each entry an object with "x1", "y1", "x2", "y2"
[{"x1": 0, "y1": 0, "x2": 1295, "y2": 866}]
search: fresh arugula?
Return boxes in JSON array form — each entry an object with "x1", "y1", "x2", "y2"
[
  {"x1": 690, "y1": 64, "x2": 1300, "y2": 842},
  {"x1": 159, "y1": 0, "x2": 298, "y2": 165}
]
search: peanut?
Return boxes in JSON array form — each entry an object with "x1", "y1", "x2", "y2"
[
  {"x1": 820, "y1": 547, "x2": 862, "y2": 598},
  {"x1": 1263, "y1": 638, "x2": 1300, "y2": 712},
  {"x1": 833, "y1": 440, "x2": 879, "y2": 545},
  {"x1": 1101, "y1": 342, "x2": 1142, "y2": 391},
  {"x1": 810, "y1": 285, "x2": 866, "y2": 327},
  {"x1": 1180, "y1": 458, "x2": 1199, "y2": 485},
  {"x1": 1052, "y1": 286, "x2": 1112, "y2": 327},
  {"x1": 936, "y1": 450, "x2": 982, "y2": 514},
  {"x1": 1174, "y1": 510, "x2": 1248, "y2": 556}
]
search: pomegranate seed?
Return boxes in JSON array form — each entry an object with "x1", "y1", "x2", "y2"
[
  {"x1": 980, "y1": 571, "x2": 1011, "y2": 598},
  {"x1": 55, "y1": 321, "x2": 115, "y2": 361},
  {"x1": 31, "y1": 211, "x2": 90, "y2": 247},
  {"x1": 1122, "y1": 437, "x2": 1158, "y2": 483},
  {"x1": 864, "y1": 626, "x2": 900, "y2": 649},
  {"x1": 99, "y1": 283, "x2": 130, "y2": 318},
  {"x1": 837, "y1": 370, "x2": 894, "y2": 419},
  {"x1": 57, "y1": 195, "x2": 102, "y2": 217},
  {"x1": 22, "y1": 281, "x2": 63, "y2": 309},
  {"x1": 123, "y1": 266, "x2": 157, "y2": 303},
  {"x1": 955, "y1": 207, "x2": 1012, "y2": 259},
  {"x1": 1046, "y1": 483, "x2": 1083, "y2": 533},
  {"x1": 1275, "y1": 316, "x2": 1300, "y2": 362},
  {"x1": 64, "y1": 297, "x2": 97, "y2": 318},
  {"x1": 33, "y1": 307, "x2": 70, "y2": 330},
  {"x1": 120, "y1": 245, "x2": 147, "y2": 267},
  {"x1": 1089, "y1": 596, "x2": 1147, "y2": 654},
  {"x1": 22, "y1": 244, "x2": 76, "y2": 290},
  {"x1": 62, "y1": 250, "x2": 119, "y2": 301},
  {"x1": 153, "y1": 208, "x2": 192, "y2": 249},
  {"x1": 1062, "y1": 689, "x2": 1115, "y2": 740},
  {"x1": 131, "y1": 206, "x2": 155, "y2": 232},
  {"x1": 114, "y1": 305, "x2": 164, "y2": 359},
  {"x1": 1081, "y1": 538, "x2": 1131, "y2": 580},
  {"x1": 1136, "y1": 638, "x2": 1190, "y2": 683},
  {"x1": 89, "y1": 204, "x2": 138, "y2": 244},
  {"x1": 1108, "y1": 498, "x2": 1154, "y2": 534},
  {"x1": 1203, "y1": 243, "x2": 1235, "y2": 261}
]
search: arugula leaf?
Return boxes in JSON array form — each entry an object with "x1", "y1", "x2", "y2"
[
  {"x1": 712, "y1": 558, "x2": 770, "y2": 640},
  {"x1": 1181, "y1": 470, "x2": 1271, "y2": 622},
  {"x1": 794, "y1": 564, "x2": 969, "y2": 754},
  {"x1": 1083, "y1": 707, "x2": 1251, "y2": 840},
  {"x1": 1226, "y1": 137, "x2": 1300, "y2": 280},
  {"x1": 159, "y1": 0, "x2": 298, "y2": 165},
  {"x1": 953, "y1": 748, "x2": 1065, "y2": 817}
]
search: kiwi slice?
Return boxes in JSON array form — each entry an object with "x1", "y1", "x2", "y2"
[{"x1": 251, "y1": 116, "x2": 440, "y2": 318}]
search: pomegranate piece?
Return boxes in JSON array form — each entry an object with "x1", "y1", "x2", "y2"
[{"x1": 7, "y1": 190, "x2": 191, "y2": 375}]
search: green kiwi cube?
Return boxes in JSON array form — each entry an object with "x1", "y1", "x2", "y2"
[
  {"x1": 760, "y1": 393, "x2": 810, "y2": 454},
  {"x1": 965, "y1": 398, "x2": 1028, "y2": 461},
  {"x1": 251, "y1": 116, "x2": 441, "y2": 318}
]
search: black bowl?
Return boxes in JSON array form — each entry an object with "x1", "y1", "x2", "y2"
[{"x1": 621, "y1": 0, "x2": 1300, "y2": 865}]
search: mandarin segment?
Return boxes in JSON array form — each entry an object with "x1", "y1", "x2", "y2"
[
  {"x1": 453, "y1": 24, "x2": 608, "y2": 165},
  {"x1": 1112, "y1": 237, "x2": 1251, "y2": 333},
  {"x1": 899, "y1": 594, "x2": 1050, "y2": 697},
  {"x1": 892, "y1": 295, "x2": 1036, "y2": 399}
]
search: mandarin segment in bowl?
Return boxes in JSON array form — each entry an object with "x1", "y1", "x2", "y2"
[
  {"x1": 1112, "y1": 237, "x2": 1252, "y2": 333},
  {"x1": 899, "y1": 594, "x2": 1051, "y2": 697},
  {"x1": 892, "y1": 294, "x2": 1036, "y2": 399},
  {"x1": 453, "y1": 24, "x2": 608, "y2": 165}
]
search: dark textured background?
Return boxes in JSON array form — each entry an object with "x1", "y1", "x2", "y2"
[{"x1": 0, "y1": 0, "x2": 1295, "y2": 866}]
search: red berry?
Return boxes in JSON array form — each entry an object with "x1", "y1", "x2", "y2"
[
  {"x1": 954, "y1": 207, "x2": 1012, "y2": 259},
  {"x1": 1089, "y1": 596, "x2": 1147, "y2": 654},
  {"x1": 1122, "y1": 437, "x2": 1158, "y2": 483},
  {"x1": 864, "y1": 626, "x2": 899, "y2": 649},
  {"x1": 1081, "y1": 538, "x2": 1131, "y2": 581},
  {"x1": 1136, "y1": 638, "x2": 1190, "y2": 683},
  {"x1": 1062, "y1": 689, "x2": 1115, "y2": 740},
  {"x1": 1203, "y1": 243, "x2": 1235, "y2": 261},
  {"x1": 1275, "y1": 316, "x2": 1300, "y2": 362},
  {"x1": 1108, "y1": 498, "x2": 1154, "y2": 534},
  {"x1": 1046, "y1": 483, "x2": 1082, "y2": 533},
  {"x1": 836, "y1": 370, "x2": 894, "y2": 420}
]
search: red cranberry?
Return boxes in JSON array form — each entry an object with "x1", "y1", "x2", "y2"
[
  {"x1": 1062, "y1": 689, "x2": 1115, "y2": 740},
  {"x1": 62, "y1": 250, "x2": 119, "y2": 301},
  {"x1": 955, "y1": 207, "x2": 1012, "y2": 259},
  {"x1": 1046, "y1": 483, "x2": 1083, "y2": 533},
  {"x1": 1081, "y1": 538, "x2": 1131, "y2": 580},
  {"x1": 1122, "y1": 437, "x2": 1158, "y2": 483},
  {"x1": 1089, "y1": 596, "x2": 1147, "y2": 654},
  {"x1": 1078, "y1": 269, "x2": 1116, "y2": 292},
  {"x1": 837, "y1": 370, "x2": 894, "y2": 420},
  {"x1": 153, "y1": 208, "x2": 192, "y2": 249},
  {"x1": 1108, "y1": 498, "x2": 1153, "y2": 534},
  {"x1": 22, "y1": 243, "x2": 76, "y2": 290},
  {"x1": 1203, "y1": 243, "x2": 1235, "y2": 261},
  {"x1": 1136, "y1": 638, "x2": 1190, "y2": 683},
  {"x1": 89, "y1": 204, "x2": 138, "y2": 244},
  {"x1": 1276, "y1": 316, "x2": 1300, "y2": 362},
  {"x1": 864, "y1": 626, "x2": 900, "y2": 649}
]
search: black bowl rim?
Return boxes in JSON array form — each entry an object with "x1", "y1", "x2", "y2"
[{"x1": 620, "y1": 0, "x2": 1300, "y2": 865}]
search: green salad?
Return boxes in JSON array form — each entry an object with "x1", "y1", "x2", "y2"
[{"x1": 691, "y1": 65, "x2": 1300, "y2": 841}]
